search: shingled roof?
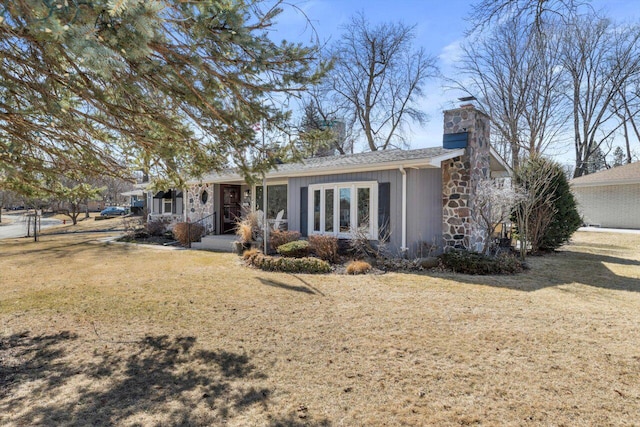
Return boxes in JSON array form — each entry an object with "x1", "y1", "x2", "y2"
[
  {"x1": 198, "y1": 147, "x2": 464, "y2": 183},
  {"x1": 571, "y1": 162, "x2": 640, "y2": 187}
]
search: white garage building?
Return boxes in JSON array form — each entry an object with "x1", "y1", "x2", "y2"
[{"x1": 570, "y1": 162, "x2": 640, "y2": 229}]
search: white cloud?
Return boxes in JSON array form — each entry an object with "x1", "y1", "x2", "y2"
[{"x1": 439, "y1": 39, "x2": 464, "y2": 67}]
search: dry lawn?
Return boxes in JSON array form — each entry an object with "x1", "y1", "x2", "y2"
[{"x1": 1, "y1": 223, "x2": 640, "y2": 426}]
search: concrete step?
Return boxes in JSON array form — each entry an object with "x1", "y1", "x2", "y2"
[{"x1": 191, "y1": 235, "x2": 237, "y2": 252}]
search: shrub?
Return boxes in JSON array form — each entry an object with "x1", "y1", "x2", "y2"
[
  {"x1": 270, "y1": 230, "x2": 301, "y2": 252},
  {"x1": 172, "y1": 222, "x2": 205, "y2": 245},
  {"x1": 440, "y1": 250, "x2": 524, "y2": 275},
  {"x1": 146, "y1": 220, "x2": 166, "y2": 237},
  {"x1": 277, "y1": 240, "x2": 310, "y2": 258},
  {"x1": 349, "y1": 226, "x2": 378, "y2": 258},
  {"x1": 308, "y1": 234, "x2": 339, "y2": 263},
  {"x1": 346, "y1": 260, "x2": 372, "y2": 275},
  {"x1": 512, "y1": 157, "x2": 581, "y2": 254},
  {"x1": 247, "y1": 253, "x2": 331, "y2": 274}
]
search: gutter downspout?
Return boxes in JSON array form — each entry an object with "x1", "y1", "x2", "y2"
[{"x1": 399, "y1": 166, "x2": 408, "y2": 255}]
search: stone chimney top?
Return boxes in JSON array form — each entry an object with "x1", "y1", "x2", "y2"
[{"x1": 458, "y1": 96, "x2": 477, "y2": 110}]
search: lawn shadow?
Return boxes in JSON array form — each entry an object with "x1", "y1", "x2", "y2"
[
  {"x1": 428, "y1": 250, "x2": 640, "y2": 293},
  {"x1": 288, "y1": 274, "x2": 326, "y2": 296},
  {"x1": 0, "y1": 331, "x2": 325, "y2": 426},
  {"x1": 258, "y1": 277, "x2": 318, "y2": 295},
  {"x1": 0, "y1": 234, "x2": 136, "y2": 260}
]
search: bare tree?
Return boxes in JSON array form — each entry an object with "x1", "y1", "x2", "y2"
[
  {"x1": 612, "y1": 81, "x2": 640, "y2": 164},
  {"x1": 469, "y1": 0, "x2": 586, "y2": 30},
  {"x1": 326, "y1": 13, "x2": 438, "y2": 152},
  {"x1": 298, "y1": 87, "x2": 356, "y2": 155},
  {"x1": 453, "y1": 16, "x2": 567, "y2": 168},
  {"x1": 474, "y1": 178, "x2": 525, "y2": 254},
  {"x1": 561, "y1": 17, "x2": 640, "y2": 177}
]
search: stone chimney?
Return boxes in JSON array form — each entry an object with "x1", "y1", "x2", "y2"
[{"x1": 441, "y1": 104, "x2": 491, "y2": 251}]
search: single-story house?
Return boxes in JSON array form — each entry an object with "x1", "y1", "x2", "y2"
[
  {"x1": 148, "y1": 105, "x2": 510, "y2": 256},
  {"x1": 570, "y1": 161, "x2": 640, "y2": 229}
]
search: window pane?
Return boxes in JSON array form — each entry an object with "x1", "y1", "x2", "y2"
[
  {"x1": 357, "y1": 187, "x2": 370, "y2": 230},
  {"x1": 164, "y1": 201, "x2": 172, "y2": 213},
  {"x1": 267, "y1": 184, "x2": 287, "y2": 219},
  {"x1": 313, "y1": 189, "x2": 321, "y2": 232},
  {"x1": 339, "y1": 188, "x2": 350, "y2": 232},
  {"x1": 255, "y1": 186, "x2": 264, "y2": 212},
  {"x1": 325, "y1": 189, "x2": 334, "y2": 232}
]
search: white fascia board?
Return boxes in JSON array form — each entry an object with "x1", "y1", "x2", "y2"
[
  {"x1": 489, "y1": 147, "x2": 511, "y2": 174},
  {"x1": 571, "y1": 179, "x2": 640, "y2": 188},
  {"x1": 428, "y1": 149, "x2": 466, "y2": 167}
]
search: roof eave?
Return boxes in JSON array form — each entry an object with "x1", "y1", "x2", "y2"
[{"x1": 191, "y1": 149, "x2": 466, "y2": 184}]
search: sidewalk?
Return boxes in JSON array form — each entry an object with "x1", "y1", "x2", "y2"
[{"x1": 578, "y1": 226, "x2": 640, "y2": 235}]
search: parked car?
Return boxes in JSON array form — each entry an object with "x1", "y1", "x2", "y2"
[{"x1": 100, "y1": 206, "x2": 127, "y2": 217}]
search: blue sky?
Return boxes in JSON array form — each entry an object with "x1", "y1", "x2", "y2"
[{"x1": 274, "y1": 0, "x2": 640, "y2": 160}]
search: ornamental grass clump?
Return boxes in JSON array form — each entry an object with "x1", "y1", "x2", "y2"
[{"x1": 346, "y1": 260, "x2": 372, "y2": 275}]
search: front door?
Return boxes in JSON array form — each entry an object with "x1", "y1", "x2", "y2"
[{"x1": 221, "y1": 185, "x2": 242, "y2": 234}]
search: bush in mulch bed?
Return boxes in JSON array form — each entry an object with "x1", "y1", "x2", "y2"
[
  {"x1": 244, "y1": 249, "x2": 331, "y2": 274},
  {"x1": 439, "y1": 250, "x2": 526, "y2": 275},
  {"x1": 276, "y1": 240, "x2": 310, "y2": 258}
]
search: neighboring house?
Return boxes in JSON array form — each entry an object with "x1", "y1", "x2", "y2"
[
  {"x1": 171, "y1": 104, "x2": 510, "y2": 256},
  {"x1": 570, "y1": 162, "x2": 640, "y2": 229},
  {"x1": 146, "y1": 188, "x2": 184, "y2": 227},
  {"x1": 121, "y1": 189, "x2": 146, "y2": 215}
]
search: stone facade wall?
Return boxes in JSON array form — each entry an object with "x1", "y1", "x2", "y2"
[
  {"x1": 442, "y1": 105, "x2": 491, "y2": 252},
  {"x1": 185, "y1": 183, "x2": 215, "y2": 234}
]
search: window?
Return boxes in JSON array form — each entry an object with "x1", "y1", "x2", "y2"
[
  {"x1": 308, "y1": 182, "x2": 378, "y2": 239},
  {"x1": 163, "y1": 199, "x2": 172, "y2": 214},
  {"x1": 255, "y1": 184, "x2": 288, "y2": 219},
  {"x1": 200, "y1": 190, "x2": 208, "y2": 204}
]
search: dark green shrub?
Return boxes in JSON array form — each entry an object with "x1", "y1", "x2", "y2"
[
  {"x1": 269, "y1": 230, "x2": 301, "y2": 252},
  {"x1": 539, "y1": 167, "x2": 581, "y2": 251},
  {"x1": 172, "y1": 222, "x2": 205, "y2": 245},
  {"x1": 308, "y1": 234, "x2": 339, "y2": 263},
  {"x1": 440, "y1": 250, "x2": 524, "y2": 275},
  {"x1": 513, "y1": 157, "x2": 581, "y2": 253},
  {"x1": 248, "y1": 253, "x2": 331, "y2": 274},
  {"x1": 277, "y1": 240, "x2": 310, "y2": 258}
]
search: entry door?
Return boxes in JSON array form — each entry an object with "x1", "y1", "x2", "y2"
[{"x1": 221, "y1": 185, "x2": 241, "y2": 234}]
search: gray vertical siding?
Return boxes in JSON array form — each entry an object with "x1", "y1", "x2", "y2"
[
  {"x1": 288, "y1": 170, "x2": 404, "y2": 253},
  {"x1": 288, "y1": 168, "x2": 443, "y2": 256},
  {"x1": 406, "y1": 168, "x2": 443, "y2": 256}
]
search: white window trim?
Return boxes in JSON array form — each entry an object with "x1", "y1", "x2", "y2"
[{"x1": 308, "y1": 181, "x2": 378, "y2": 240}]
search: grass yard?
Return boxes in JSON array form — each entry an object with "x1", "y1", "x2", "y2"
[{"x1": 1, "y1": 222, "x2": 639, "y2": 426}]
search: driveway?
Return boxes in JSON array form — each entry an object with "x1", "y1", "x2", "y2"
[{"x1": 0, "y1": 214, "x2": 62, "y2": 239}]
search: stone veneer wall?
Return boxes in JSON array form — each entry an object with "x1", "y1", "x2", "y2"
[
  {"x1": 442, "y1": 105, "x2": 491, "y2": 252},
  {"x1": 185, "y1": 183, "x2": 215, "y2": 234}
]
